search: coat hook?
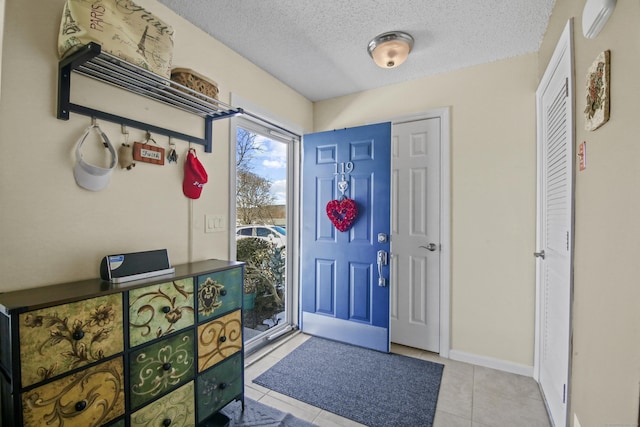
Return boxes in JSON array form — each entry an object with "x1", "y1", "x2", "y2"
[
  {"x1": 91, "y1": 116, "x2": 96, "y2": 126},
  {"x1": 121, "y1": 124, "x2": 129, "y2": 145},
  {"x1": 167, "y1": 137, "x2": 179, "y2": 163},
  {"x1": 144, "y1": 130, "x2": 157, "y2": 145}
]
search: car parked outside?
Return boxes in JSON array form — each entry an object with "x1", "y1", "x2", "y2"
[{"x1": 236, "y1": 225, "x2": 286, "y2": 247}]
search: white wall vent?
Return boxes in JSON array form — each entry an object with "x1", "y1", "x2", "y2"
[{"x1": 582, "y1": 0, "x2": 617, "y2": 39}]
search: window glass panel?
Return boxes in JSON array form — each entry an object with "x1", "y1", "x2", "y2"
[{"x1": 235, "y1": 125, "x2": 289, "y2": 347}]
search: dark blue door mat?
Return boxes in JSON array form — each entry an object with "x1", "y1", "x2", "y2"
[{"x1": 253, "y1": 337, "x2": 444, "y2": 427}]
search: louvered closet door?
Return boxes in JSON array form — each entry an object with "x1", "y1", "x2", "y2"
[{"x1": 536, "y1": 20, "x2": 574, "y2": 427}]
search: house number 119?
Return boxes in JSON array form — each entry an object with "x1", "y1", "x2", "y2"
[{"x1": 333, "y1": 161, "x2": 354, "y2": 175}]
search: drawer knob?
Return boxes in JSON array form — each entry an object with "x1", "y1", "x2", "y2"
[
  {"x1": 220, "y1": 289, "x2": 227, "y2": 296},
  {"x1": 72, "y1": 331, "x2": 85, "y2": 340},
  {"x1": 162, "y1": 362, "x2": 172, "y2": 371},
  {"x1": 219, "y1": 382, "x2": 227, "y2": 390},
  {"x1": 162, "y1": 419, "x2": 172, "y2": 426},
  {"x1": 74, "y1": 400, "x2": 87, "y2": 412},
  {"x1": 162, "y1": 306, "x2": 171, "y2": 314},
  {"x1": 219, "y1": 335, "x2": 227, "y2": 343}
]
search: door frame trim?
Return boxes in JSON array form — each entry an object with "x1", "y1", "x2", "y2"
[
  {"x1": 388, "y1": 107, "x2": 451, "y2": 358},
  {"x1": 228, "y1": 93, "x2": 304, "y2": 355}
]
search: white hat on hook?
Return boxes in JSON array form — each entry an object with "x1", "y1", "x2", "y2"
[{"x1": 73, "y1": 124, "x2": 118, "y2": 191}]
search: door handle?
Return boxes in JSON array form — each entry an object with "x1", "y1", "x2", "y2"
[
  {"x1": 534, "y1": 250, "x2": 545, "y2": 259},
  {"x1": 377, "y1": 250, "x2": 388, "y2": 287},
  {"x1": 420, "y1": 243, "x2": 438, "y2": 252}
]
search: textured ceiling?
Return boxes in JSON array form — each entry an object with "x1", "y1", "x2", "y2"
[{"x1": 158, "y1": 0, "x2": 556, "y2": 102}]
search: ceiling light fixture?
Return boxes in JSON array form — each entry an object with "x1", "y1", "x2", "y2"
[{"x1": 367, "y1": 31, "x2": 414, "y2": 68}]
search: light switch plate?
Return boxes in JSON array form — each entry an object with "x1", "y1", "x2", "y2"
[{"x1": 205, "y1": 214, "x2": 225, "y2": 233}]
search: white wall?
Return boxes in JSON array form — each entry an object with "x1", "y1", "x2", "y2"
[
  {"x1": 315, "y1": 54, "x2": 539, "y2": 368},
  {"x1": 0, "y1": 0, "x2": 312, "y2": 291}
]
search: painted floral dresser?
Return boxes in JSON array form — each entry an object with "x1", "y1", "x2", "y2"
[{"x1": 0, "y1": 259, "x2": 244, "y2": 427}]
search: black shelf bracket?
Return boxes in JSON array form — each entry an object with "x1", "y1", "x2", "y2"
[{"x1": 57, "y1": 43, "x2": 243, "y2": 153}]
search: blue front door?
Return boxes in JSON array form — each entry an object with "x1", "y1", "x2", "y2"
[{"x1": 301, "y1": 122, "x2": 391, "y2": 352}]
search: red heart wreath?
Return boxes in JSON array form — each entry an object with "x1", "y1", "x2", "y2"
[{"x1": 326, "y1": 198, "x2": 358, "y2": 232}]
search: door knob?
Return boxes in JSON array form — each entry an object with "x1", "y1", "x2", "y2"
[
  {"x1": 420, "y1": 243, "x2": 437, "y2": 252},
  {"x1": 534, "y1": 250, "x2": 545, "y2": 259}
]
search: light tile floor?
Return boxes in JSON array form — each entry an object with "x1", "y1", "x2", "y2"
[{"x1": 244, "y1": 332, "x2": 551, "y2": 427}]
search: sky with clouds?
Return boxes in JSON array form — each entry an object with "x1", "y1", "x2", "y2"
[{"x1": 247, "y1": 134, "x2": 287, "y2": 205}]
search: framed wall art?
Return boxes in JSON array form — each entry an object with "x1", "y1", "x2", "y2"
[{"x1": 584, "y1": 50, "x2": 610, "y2": 131}]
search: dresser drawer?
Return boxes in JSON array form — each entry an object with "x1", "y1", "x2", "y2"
[
  {"x1": 130, "y1": 330, "x2": 195, "y2": 410},
  {"x1": 19, "y1": 294, "x2": 124, "y2": 387},
  {"x1": 196, "y1": 353, "x2": 242, "y2": 423},
  {"x1": 197, "y1": 310, "x2": 242, "y2": 372},
  {"x1": 130, "y1": 380, "x2": 195, "y2": 427},
  {"x1": 196, "y1": 268, "x2": 242, "y2": 322},
  {"x1": 129, "y1": 278, "x2": 194, "y2": 347},
  {"x1": 0, "y1": 260, "x2": 244, "y2": 427},
  {"x1": 21, "y1": 357, "x2": 125, "y2": 427}
]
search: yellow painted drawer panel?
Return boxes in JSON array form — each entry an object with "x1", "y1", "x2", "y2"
[
  {"x1": 130, "y1": 381, "x2": 195, "y2": 427},
  {"x1": 129, "y1": 278, "x2": 194, "y2": 347},
  {"x1": 21, "y1": 357, "x2": 125, "y2": 427},
  {"x1": 19, "y1": 294, "x2": 124, "y2": 387},
  {"x1": 197, "y1": 310, "x2": 242, "y2": 372}
]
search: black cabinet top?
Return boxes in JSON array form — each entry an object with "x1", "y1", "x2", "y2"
[{"x1": 0, "y1": 259, "x2": 243, "y2": 315}]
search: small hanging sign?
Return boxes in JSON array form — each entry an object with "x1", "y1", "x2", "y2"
[
  {"x1": 584, "y1": 50, "x2": 610, "y2": 131},
  {"x1": 133, "y1": 142, "x2": 165, "y2": 165},
  {"x1": 578, "y1": 141, "x2": 587, "y2": 171},
  {"x1": 133, "y1": 131, "x2": 165, "y2": 165}
]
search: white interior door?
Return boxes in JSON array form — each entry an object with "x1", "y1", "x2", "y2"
[
  {"x1": 535, "y1": 20, "x2": 574, "y2": 427},
  {"x1": 390, "y1": 118, "x2": 441, "y2": 352}
]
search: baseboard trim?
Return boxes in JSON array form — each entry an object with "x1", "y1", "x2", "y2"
[{"x1": 448, "y1": 349, "x2": 534, "y2": 377}]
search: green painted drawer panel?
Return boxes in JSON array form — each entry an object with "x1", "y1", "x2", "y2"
[
  {"x1": 197, "y1": 268, "x2": 242, "y2": 322},
  {"x1": 130, "y1": 381, "x2": 195, "y2": 427},
  {"x1": 106, "y1": 419, "x2": 125, "y2": 427},
  {"x1": 130, "y1": 330, "x2": 195, "y2": 410},
  {"x1": 196, "y1": 353, "x2": 242, "y2": 422},
  {"x1": 129, "y1": 278, "x2": 194, "y2": 347},
  {"x1": 19, "y1": 294, "x2": 124, "y2": 387},
  {"x1": 21, "y1": 357, "x2": 125, "y2": 427}
]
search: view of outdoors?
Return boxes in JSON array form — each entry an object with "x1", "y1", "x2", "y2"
[{"x1": 235, "y1": 127, "x2": 288, "y2": 342}]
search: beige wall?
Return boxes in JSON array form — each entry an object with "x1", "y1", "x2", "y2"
[
  {"x1": 0, "y1": 0, "x2": 4, "y2": 99},
  {"x1": 539, "y1": 1, "x2": 640, "y2": 426},
  {"x1": 0, "y1": 0, "x2": 312, "y2": 291},
  {"x1": 3, "y1": 0, "x2": 638, "y2": 423},
  {"x1": 315, "y1": 54, "x2": 539, "y2": 368}
]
